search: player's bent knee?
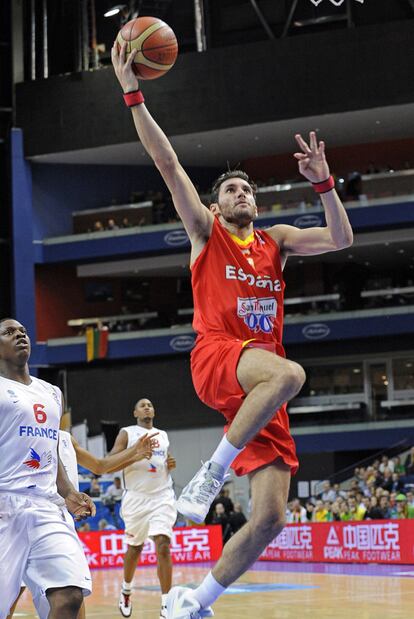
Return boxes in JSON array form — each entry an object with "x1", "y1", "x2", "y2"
[
  {"x1": 48, "y1": 586, "x2": 83, "y2": 614},
  {"x1": 281, "y1": 361, "x2": 306, "y2": 397},
  {"x1": 127, "y1": 543, "x2": 143, "y2": 554},
  {"x1": 155, "y1": 536, "x2": 171, "y2": 558}
]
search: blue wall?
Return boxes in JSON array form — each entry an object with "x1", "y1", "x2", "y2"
[{"x1": 31, "y1": 163, "x2": 221, "y2": 238}]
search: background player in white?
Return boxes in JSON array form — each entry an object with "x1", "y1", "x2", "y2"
[
  {"x1": 8, "y1": 424, "x2": 156, "y2": 619},
  {"x1": 0, "y1": 318, "x2": 96, "y2": 619},
  {"x1": 110, "y1": 398, "x2": 177, "y2": 619}
]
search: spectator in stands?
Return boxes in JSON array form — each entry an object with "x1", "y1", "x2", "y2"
[
  {"x1": 106, "y1": 218, "x2": 119, "y2": 230},
  {"x1": 379, "y1": 455, "x2": 394, "y2": 474},
  {"x1": 78, "y1": 522, "x2": 91, "y2": 532},
  {"x1": 339, "y1": 500, "x2": 351, "y2": 521},
  {"x1": 98, "y1": 518, "x2": 117, "y2": 531},
  {"x1": 355, "y1": 491, "x2": 365, "y2": 510},
  {"x1": 404, "y1": 447, "x2": 414, "y2": 475},
  {"x1": 212, "y1": 503, "x2": 233, "y2": 544},
  {"x1": 365, "y1": 466, "x2": 377, "y2": 485},
  {"x1": 390, "y1": 472, "x2": 404, "y2": 493},
  {"x1": 381, "y1": 469, "x2": 394, "y2": 492},
  {"x1": 320, "y1": 481, "x2": 336, "y2": 502},
  {"x1": 349, "y1": 479, "x2": 361, "y2": 495},
  {"x1": 93, "y1": 220, "x2": 104, "y2": 232},
  {"x1": 348, "y1": 495, "x2": 366, "y2": 521},
  {"x1": 391, "y1": 494, "x2": 408, "y2": 519},
  {"x1": 324, "y1": 501, "x2": 334, "y2": 521},
  {"x1": 86, "y1": 477, "x2": 102, "y2": 498},
  {"x1": 287, "y1": 498, "x2": 307, "y2": 523},
  {"x1": 393, "y1": 456, "x2": 406, "y2": 475},
  {"x1": 313, "y1": 500, "x2": 329, "y2": 522},
  {"x1": 406, "y1": 492, "x2": 414, "y2": 518},
  {"x1": 121, "y1": 216, "x2": 133, "y2": 228},
  {"x1": 104, "y1": 476, "x2": 123, "y2": 502},
  {"x1": 365, "y1": 496, "x2": 382, "y2": 520},
  {"x1": 374, "y1": 469, "x2": 385, "y2": 489},
  {"x1": 305, "y1": 500, "x2": 315, "y2": 522},
  {"x1": 330, "y1": 501, "x2": 341, "y2": 521},
  {"x1": 378, "y1": 494, "x2": 392, "y2": 519},
  {"x1": 214, "y1": 487, "x2": 234, "y2": 515},
  {"x1": 102, "y1": 476, "x2": 124, "y2": 528},
  {"x1": 333, "y1": 483, "x2": 348, "y2": 499},
  {"x1": 228, "y1": 503, "x2": 247, "y2": 534},
  {"x1": 365, "y1": 481, "x2": 376, "y2": 498},
  {"x1": 361, "y1": 496, "x2": 371, "y2": 517},
  {"x1": 345, "y1": 171, "x2": 363, "y2": 201}
]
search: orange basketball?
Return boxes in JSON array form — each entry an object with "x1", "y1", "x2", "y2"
[{"x1": 117, "y1": 16, "x2": 178, "y2": 80}]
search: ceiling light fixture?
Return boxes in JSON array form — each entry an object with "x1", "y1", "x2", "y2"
[{"x1": 104, "y1": 4, "x2": 127, "y2": 17}]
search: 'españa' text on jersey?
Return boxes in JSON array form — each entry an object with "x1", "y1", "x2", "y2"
[{"x1": 191, "y1": 218, "x2": 285, "y2": 350}]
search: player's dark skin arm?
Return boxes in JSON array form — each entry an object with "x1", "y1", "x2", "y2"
[
  {"x1": 56, "y1": 456, "x2": 96, "y2": 519},
  {"x1": 71, "y1": 433, "x2": 157, "y2": 475},
  {"x1": 108, "y1": 429, "x2": 129, "y2": 455}
]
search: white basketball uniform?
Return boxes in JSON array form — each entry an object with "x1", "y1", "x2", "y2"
[
  {"x1": 0, "y1": 376, "x2": 91, "y2": 619},
  {"x1": 120, "y1": 425, "x2": 177, "y2": 546}
]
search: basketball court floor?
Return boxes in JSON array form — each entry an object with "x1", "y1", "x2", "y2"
[{"x1": 14, "y1": 561, "x2": 414, "y2": 618}]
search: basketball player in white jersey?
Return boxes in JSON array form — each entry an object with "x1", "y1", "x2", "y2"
[
  {"x1": 8, "y1": 419, "x2": 157, "y2": 619},
  {"x1": 0, "y1": 318, "x2": 97, "y2": 619},
  {"x1": 110, "y1": 398, "x2": 177, "y2": 619}
]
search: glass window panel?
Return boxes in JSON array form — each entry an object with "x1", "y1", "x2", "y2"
[
  {"x1": 393, "y1": 359, "x2": 414, "y2": 390},
  {"x1": 302, "y1": 363, "x2": 364, "y2": 396}
]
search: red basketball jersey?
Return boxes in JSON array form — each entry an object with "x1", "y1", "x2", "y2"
[{"x1": 191, "y1": 217, "x2": 285, "y2": 354}]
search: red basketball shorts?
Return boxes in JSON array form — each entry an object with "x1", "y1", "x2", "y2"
[{"x1": 190, "y1": 334, "x2": 299, "y2": 477}]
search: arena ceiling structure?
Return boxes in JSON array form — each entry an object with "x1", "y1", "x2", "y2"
[{"x1": 2, "y1": 0, "x2": 414, "y2": 320}]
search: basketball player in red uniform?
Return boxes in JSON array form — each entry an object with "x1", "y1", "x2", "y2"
[{"x1": 112, "y1": 42, "x2": 353, "y2": 619}]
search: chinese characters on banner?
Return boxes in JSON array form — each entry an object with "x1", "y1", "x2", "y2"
[
  {"x1": 78, "y1": 525, "x2": 223, "y2": 569},
  {"x1": 78, "y1": 520, "x2": 414, "y2": 569},
  {"x1": 260, "y1": 520, "x2": 414, "y2": 564}
]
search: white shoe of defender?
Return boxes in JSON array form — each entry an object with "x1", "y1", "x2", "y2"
[
  {"x1": 160, "y1": 603, "x2": 168, "y2": 619},
  {"x1": 176, "y1": 461, "x2": 228, "y2": 524},
  {"x1": 119, "y1": 590, "x2": 132, "y2": 617},
  {"x1": 166, "y1": 587, "x2": 214, "y2": 619}
]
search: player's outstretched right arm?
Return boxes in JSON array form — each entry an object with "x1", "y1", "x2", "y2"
[{"x1": 112, "y1": 42, "x2": 213, "y2": 247}]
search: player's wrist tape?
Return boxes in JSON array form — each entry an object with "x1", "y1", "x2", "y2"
[
  {"x1": 312, "y1": 175, "x2": 335, "y2": 194},
  {"x1": 123, "y1": 89, "x2": 145, "y2": 107}
]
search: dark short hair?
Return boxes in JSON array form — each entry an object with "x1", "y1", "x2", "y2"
[{"x1": 210, "y1": 170, "x2": 257, "y2": 204}]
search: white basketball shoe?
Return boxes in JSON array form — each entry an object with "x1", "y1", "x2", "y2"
[
  {"x1": 166, "y1": 586, "x2": 214, "y2": 619},
  {"x1": 176, "y1": 461, "x2": 228, "y2": 524},
  {"x1": 118, "y1": 590, "x2": 132, "y2": 617}
]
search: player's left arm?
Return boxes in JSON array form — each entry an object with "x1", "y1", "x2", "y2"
[
  {"x1": 57, "y1": 455, "x2": 96, "y2": 519},
  {"x1": 56, "y1": 393, "x2": 96, "y2": 519},
  {"x1": 268, "y1": 132, "x2": 353, "y2": 256}
]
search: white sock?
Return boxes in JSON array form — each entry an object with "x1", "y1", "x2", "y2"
[
  {"x1": 210, "y1": 435, "x2": 243, "y2": 472},
  {"x1": 193, "y1": 572, "x2": 226, "y2": 609},
  {"x1": 122, "y1": 580, "x2": 133, "y2": 592},
  {"x1": 161, "y1": 593, "x2": 168, "y2": 606}
]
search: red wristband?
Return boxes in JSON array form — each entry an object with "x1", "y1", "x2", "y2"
[
  {"x1": 312, "y1": 175, "x2": 335, "y2": 194},
  {"x1": 123, "y1": 89, "x2": 145, "y2": 107}
]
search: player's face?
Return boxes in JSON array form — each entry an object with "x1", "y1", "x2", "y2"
[
  {"x1": 0, "y1": 319, "x2": 31, "y2": 365},
  {"x1": 214, "y1": 178, "x2": 257, "y2": 225},
  {"x1": 134, "y1": 398, "x2": 155, "y2": 428}
]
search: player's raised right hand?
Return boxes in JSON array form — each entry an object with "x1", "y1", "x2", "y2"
[{"x1": 112, "y1": 41, "x2": 139, "y2": 94}]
